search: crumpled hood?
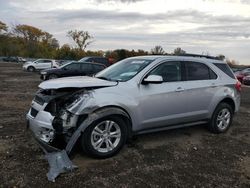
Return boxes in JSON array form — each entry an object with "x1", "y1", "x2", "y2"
[{"x1": 39, "y1": 76, "x2": 117, "y2": 89}]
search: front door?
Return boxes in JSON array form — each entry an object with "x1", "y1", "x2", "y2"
[{"x1": 138, "y1": 61, "x2": 189, "y2": 130}]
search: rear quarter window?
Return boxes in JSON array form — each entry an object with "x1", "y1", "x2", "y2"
[{"x1": 213, "y1": 63, "x2": 235, "y2": 79}]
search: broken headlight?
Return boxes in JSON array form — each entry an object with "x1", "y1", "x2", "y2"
[{"x1": 65, "y1": 91, "x2": 92, "y2": 109}]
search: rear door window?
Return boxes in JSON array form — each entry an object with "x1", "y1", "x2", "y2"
[
  {"x1": 44, "y1": 60, "x2": 52, "y2": 63},
  {"x1": 185, "y1": 62, "x2": 217, "y2": 80},
  {"x1": 92, "y1": 64, "x2": 105, "y2": 73},
  {"x1": 81, "y1": 63, "x2": 92, "y2": 72}
]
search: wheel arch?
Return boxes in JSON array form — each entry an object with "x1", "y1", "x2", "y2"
[
  {"x1": 92, "y1": 105, "x2": 133, "y2": 138},
  {"x1": 27, "y1": 65, "x2": 35, "y2": 71},
  {"x1": 218, "y1": 97, "x2": 235, "y2": 113},
  {"x1": 65, "y1": 105, "x2": 133, "y2": 154}
]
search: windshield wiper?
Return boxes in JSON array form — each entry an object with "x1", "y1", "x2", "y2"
[
  {"x1": 96, "y1": 76, "x2": 110, "y2": 81},
  {"x1": 96, "y1": 76, "x2": 120, "y2": 83}
]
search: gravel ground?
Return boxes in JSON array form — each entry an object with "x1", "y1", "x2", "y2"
[{"x1": 0, "y1": 62, "x2": 250, "y2": 188}]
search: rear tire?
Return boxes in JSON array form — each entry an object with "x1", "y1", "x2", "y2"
[
  {"x1": 208, "y1": 103, "x2": 233, "y2": 133},
  {"x1": 27, "y1": 66, "x2": 35, "y2": 72},
  {"x1": 81, "y1": 116, "x2": 128, "y2": 159}
]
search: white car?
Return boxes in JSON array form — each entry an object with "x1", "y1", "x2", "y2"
[{"x1": 22, "y1": 59, "x2": 59, "y2": 72}]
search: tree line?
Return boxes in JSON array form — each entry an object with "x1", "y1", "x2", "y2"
[{"x1": 0, "y1": 20, "x2": 238, "y2": 64}]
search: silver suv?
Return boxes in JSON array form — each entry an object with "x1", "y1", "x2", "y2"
[
  {"x1": 23, "y1": 59, "x2": 59, "y2": 72},
  {"x1": 27, "y1": 55, "x2": 241, "y2": 158}
]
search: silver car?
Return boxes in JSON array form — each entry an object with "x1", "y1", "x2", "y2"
[
  {"x1": 23, "y1": 59, "x2": 59, "y2": 72},
  {"x1": 27, "y1": 55, "x2": 241, "y2": 158}
]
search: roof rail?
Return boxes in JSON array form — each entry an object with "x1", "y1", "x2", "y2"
[{"x1": 173, "y1": 53, "x2": 221, "y2": 60}]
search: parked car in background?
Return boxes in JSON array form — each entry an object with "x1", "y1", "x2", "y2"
[
  {"x1": 79, "y1": 56, "x2": 110, "y2": 67},
  {"x1": 3, "y1": 56, "x2": 26, "y2": 63},
  {"x1": 235, "y1": 68, "x2": 250, "y2": 83},
  {"x1": 22, "y1": 59, "x2": 59, "y2": 72},
  {"x1": 40, "y1": 61, "x2": 106, "y2": 80},
  {"x1": 243, "y1": 75, "x2": 250, "y2": 85},
  {"x1": 27, "y1": 54, "x2": 241, "y2": 159},
  {"x1": 231, "y1": 67, "x2": 243, "y2": 73}
]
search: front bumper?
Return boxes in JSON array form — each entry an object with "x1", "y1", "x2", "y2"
[
  {"x1": 26, "y1": 106, "x2": 77, "y2": 182},
  {"x1": 27, "y1": 108, "x2": 55, "y2": 144}
]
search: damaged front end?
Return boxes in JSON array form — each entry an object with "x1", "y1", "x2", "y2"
[
  {"x1": 27, "y1": 87, "x2": 92, "y2": 182},
  {"x1": 27, "y1": 88, "x2": 89, "y2": 146},
  {"x1": 26, "y1": 76, "x2": 120, "y2": 181}
]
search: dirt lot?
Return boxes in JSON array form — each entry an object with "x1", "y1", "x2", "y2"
[{"x1": 0, "y1": 62, "x2": 250, "y2": 187}]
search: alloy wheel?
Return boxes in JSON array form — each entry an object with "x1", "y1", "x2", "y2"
[
  {"x1": 91, "y1": 120, "x2": 121, "y2": 153},
  {"x1": 216, "y1": 108, "x2": 231, "y2": 130}
]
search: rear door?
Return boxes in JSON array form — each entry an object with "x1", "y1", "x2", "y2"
[
  {"x1": 183, "y1": 61, "x2": 218, "y2": 121},
  {"x1": 80, "y1": 63, "x2": 93, "y2": 76},
  {"x1": 92, "y1": 64, "x2": 105, "y2": 74},
  {"x1": 34, "y1": 60, "x2": 45, "y2": 69}
]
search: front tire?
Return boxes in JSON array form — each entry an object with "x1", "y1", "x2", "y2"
[
  {"x1": 81, "y1": 116, "x2": 128, "y2": 159},
  {"x1": 27, "y1": 66, "x2": 35, "y2": 72},
  {"x1": 209, "y1": 103, "x2": 233, "y2": 133}
]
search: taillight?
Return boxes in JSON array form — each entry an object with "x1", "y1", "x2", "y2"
[{"x1": 235, "y1": 80, "x2": 242, "y2": 92}]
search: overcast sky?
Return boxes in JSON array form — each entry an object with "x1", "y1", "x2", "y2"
[{"x1": 0, "y1": 0, "x2": 250, "y2": 64}]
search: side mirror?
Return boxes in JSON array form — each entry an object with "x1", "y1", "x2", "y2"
[{"x1": 143, "y1": 75, "x2": 163, "y2": 84}]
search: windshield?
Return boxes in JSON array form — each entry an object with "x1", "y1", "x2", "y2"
[
  {"x1": 95, "y1": 58, "x2": 153, "y2": 82},
  {"x1": 60, "y1": 61, "x2": 77, "y2": 68},
  {"x1": 79, "y1": 57, "x2": 89, "y2": 62}
]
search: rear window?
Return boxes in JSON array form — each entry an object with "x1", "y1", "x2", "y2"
[{"x1": 213, "y1": 63, "x2": 235, "y2": 79}]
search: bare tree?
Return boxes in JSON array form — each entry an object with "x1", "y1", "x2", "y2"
[
  {"x1": 67, "y1": 30, "x2": 93, "y2": 50},
  {"x1": 150, "y1": 45, "x2": 165, "y2": 55},
  {"x1": 226, "y1": 59, "x2": 238, "y2": 66},
  {"x1": 173, "y1": 47, "x2": 186, "y2": 55},
  {"x1": 216, "y1": 54, "x2": 225, "y2": 61}
]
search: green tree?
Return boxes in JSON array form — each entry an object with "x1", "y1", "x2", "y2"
[
  {"x1": 67, "y1": 30, "x2": 93, "y2": 50},
  {"x1": 13, "y1": 24, "x2": 44, "y2": 42}
]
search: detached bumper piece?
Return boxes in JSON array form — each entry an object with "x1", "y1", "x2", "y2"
[
  {"x1": 32, "y1": 133, "x2": 77, "y2": 182},
  {"x1": 28, "y1": 107, "x2": 129, "y2": 182},
  {"x1": 46, "y1": 150, "x2": 77, "y2": 182}
]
